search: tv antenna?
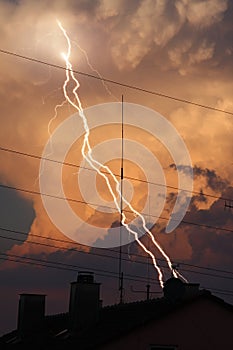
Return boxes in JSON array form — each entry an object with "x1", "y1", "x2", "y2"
[
  {"x1": 224, "y1": 200, "x2": 233, "y2": 210},
  {"x1": 119, "y1": 94, "x2": 124, "y2": 304}
]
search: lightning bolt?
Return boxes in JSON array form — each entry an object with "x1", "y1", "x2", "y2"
[
  {"x1": 35, "y1": 99, "x2": 67, "y2": 187},
  {"x1": 72, "y1": 40, "x2": 118, "y2": 101},
  {"x1": 47, "y1": 100, "x2": 67, "y2": 150},
  {"x1": 57, "y1": 20, "x2": 185, "y2": 288}
]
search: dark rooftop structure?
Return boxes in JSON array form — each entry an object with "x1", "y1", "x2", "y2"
[
  {"x1": 17, "y1": 293, "x2": 46, "y2": 338},
  {"x1": 1, "y1": 273, "x2": 233, "y2": 349}
]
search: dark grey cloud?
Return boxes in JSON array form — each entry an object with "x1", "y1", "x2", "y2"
[
  {"x1": 0, "y1": 185, "x2": 35, "y2": 252},
  {"x1": 169, "y1": 163, "x2": 193, "y2": 178},
  {"x1": 186, "y1": 186, "x2": 233, "y2": 227},
  {"x1": 193, "y1": 165, "x2": 229, "y2": 192},
  {"x1": 170, "y1": 164, "x2": 229, "y2": 193}
]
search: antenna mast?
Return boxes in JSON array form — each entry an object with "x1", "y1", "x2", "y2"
[
  {"x1": 119, "y1": 94, "x2": 124, "y2": 304},
  {"x1": 146, "y1": 195, "x2": 150, "y2": 300},
  {"x1": 224, "y1": 200, "x2": 233, "y2": 210}
]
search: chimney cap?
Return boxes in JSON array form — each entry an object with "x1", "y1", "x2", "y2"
[
  {"x1": 77, "y1": 271, "x2": 95, "y2": 283},
  {"x1": 19, "y1": 293, "x2": 46, "y2": 296},
  {"x1": 78, "y1": 271, "x2": 94, "y2": 276}
]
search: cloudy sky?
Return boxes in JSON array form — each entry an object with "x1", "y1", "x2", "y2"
[{"x1": 0, "y1": 0, "x2": 233, "y2": 335}]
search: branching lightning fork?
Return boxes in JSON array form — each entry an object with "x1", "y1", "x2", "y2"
[
  {"x1": 57, "y1": 20, "x2": 183, "y2": 288},
  {"x1": 72, "y1": 40, "x2": 118, "y2": 101}
]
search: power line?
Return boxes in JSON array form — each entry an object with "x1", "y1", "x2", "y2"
[
  {"x1": 0, "y1": 48, "x2": 233, "y2": 116},
  {"x1": 0, "y1": 145, "x2": 231, "y2": 203},
  {"x1": 0, "y1": 257, "x2": 145, "y2": 284},
  {"x1": 1, "y1": 254, "x2": 233, "y2": 297},
  {"x1": 0, "y1": 230, "x2": 140, "y2": 270},
  {"x1": 172, "y1": 261, "x2": 233, "y2": 275},
  {"x1": 1, "y1": 241, "x2": 232, "y2": 282},
  {"x1": 0, "y1": 252, "x2": 160, "y2": 285},
  {"x1": 2, "y1": 252, "x2": 233, "y2": 293},
  {"x1": 175, "y1": 267, "x2": 233, "y2": 280},
  {"x1": 0, "y1": 226, "x2": 233, "y2": 277},
  {"x1": 0, "y1": 50, "x2": 232, "y2": 299},
  {"x1": 1, "y1": 182, "x2": 233, "y2": 235},
  {"x1": 0, "y1": 183, "x2": 114, "y2": 211},
  {"x1": 0, "y1": 254, "x2": 162, "y2": 286}
]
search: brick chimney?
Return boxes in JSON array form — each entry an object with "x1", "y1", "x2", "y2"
[
  {"x1": 69, "y1": 272, "x2": 101, "y2": 331},
  {"x1": 17, "y1": 294, "x2": 46, "y2": 337},
  {"x1": 163, "y1": 278, "x2": 200, "y2": 303}
]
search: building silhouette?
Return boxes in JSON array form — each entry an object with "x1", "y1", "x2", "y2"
[{"x1": 1, "y1": 272, "x2": 233, "y2": 349}]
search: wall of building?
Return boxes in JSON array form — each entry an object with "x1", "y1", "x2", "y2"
[{"x1": 101, "y1": 297, "x2": 233, "y2": 350}]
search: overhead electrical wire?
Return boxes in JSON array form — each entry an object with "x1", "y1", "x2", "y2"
[
  {"x1": 0, "y1": 182, "x2": 232, "y2": 235},
  {"x1": 0, "y1": 49, "x2": 233, "y2": 116},
  {"x1": 0, "y1": 256, "x2": 157, "y2": 286},
  {"x1": 0, "y1": 146, "x2": 232, "y2": 203},
  {"x1": 0, "y1": 52, "x2": 231, "y2": 245},
  {"x1": 0, "y1": 253, "x2": 232, "y2": 297},
  {"x1": 1, "y1": 145, "x2": 232, "y2": 279},
  {"x1": 1, "y1": 147, "x2": 232, "y2": 281},
  {"x1": 1, "y1": 235, "x2": 232, "y2": 282},
  {"x1": 0, "y1": 50, "x2": 232, "y2": 299},
  {"x1": 2, "y1": 252, "x2": 233, "y2": 294},
  {"x1": 0, "y1": 226, "x2": 233, "y2": 278},
  {"x1": 0, "y1": 252, "x2": 159, "y2": 285}
]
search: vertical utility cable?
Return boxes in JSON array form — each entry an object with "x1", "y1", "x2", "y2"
[
  {"x1": 119, "y1": 94, "x2": 124, "y2": 303},
  {"x1": 146, "y1": 195, "x2": 151, "y2": 300}
]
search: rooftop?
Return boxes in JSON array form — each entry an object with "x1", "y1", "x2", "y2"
[{"x1": 1, "y1": 286, "x2": 232, "y2": 349}]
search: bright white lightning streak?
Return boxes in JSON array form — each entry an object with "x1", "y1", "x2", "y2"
[
  {"x1": 57, "y1": 20, "x2": 180, "y2": 288},
  {"x1": 35, "y1": 99, "x2": 67, "y2": 187},
  {"x1": 48, "y1": 100, "x2": 67, "y2": 140},
  {"x1": 176, "y1": 270, "x2": 188, "y2": 283},
  {"x1": 72, "y1": 41, "x2": 118, "y2": 101}
]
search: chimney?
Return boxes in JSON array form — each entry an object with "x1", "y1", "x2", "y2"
[
  {"x1": 69, "y1": 272, "x2": 101, "y2": 331},
  {"x1": 183, "y1": 282, "x2": 200, "y2": 300},
  {"x1": 163, "y1": 278, "x2": 200, "y2": 303},
  {"x1": 17, "y1": 294, "x2": 46, "y2": 337}
]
